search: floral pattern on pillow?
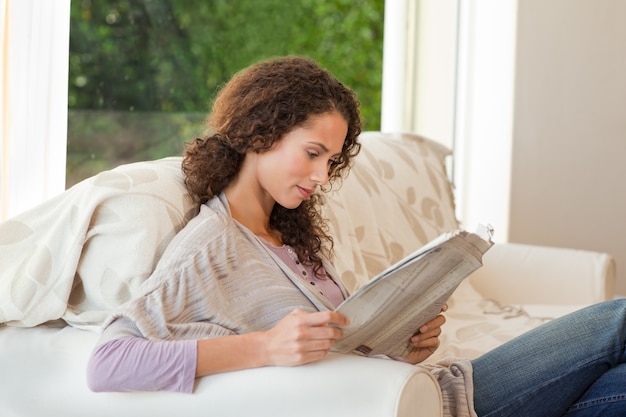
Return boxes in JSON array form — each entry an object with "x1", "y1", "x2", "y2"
[{"x1": 325, "y1": 131, "x2": 459, "y2": 292}]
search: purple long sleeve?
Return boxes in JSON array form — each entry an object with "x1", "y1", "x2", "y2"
[{"x1": 87, "y1": 337, "x2": 197, "y2": 393}]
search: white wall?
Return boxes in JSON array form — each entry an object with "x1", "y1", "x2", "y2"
[{"x1": 509, "y1": 0, "x2": 626, "y2": 295}]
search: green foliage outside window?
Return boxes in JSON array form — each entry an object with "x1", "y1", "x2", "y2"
[{"x1": 68, "y1": 0, "x2": 384, "y2": 187}]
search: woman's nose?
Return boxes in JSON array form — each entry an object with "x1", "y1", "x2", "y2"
[{"x1": 311, "y1": 163, "x2": 329, "y2": 186}]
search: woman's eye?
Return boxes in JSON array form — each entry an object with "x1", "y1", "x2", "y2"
[{"x1": 307, "y1": 150, "x2": 319, "y2": 158}]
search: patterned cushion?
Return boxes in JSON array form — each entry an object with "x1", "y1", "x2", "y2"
[
  {"x1": 325, "y1": 131, "x2": 459, "y2": 292},
  {"x1": 325, "y1": 132, "x2": 566, "y2": 361},
  {"x1": 0, "y1": 157, "x2": 195, "y2": 328}
]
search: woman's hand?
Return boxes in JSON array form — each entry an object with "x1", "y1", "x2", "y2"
[
  {"x1": 196, "y1": 309, "x2": 348, "y2": 377},
  {"x1": 261, "y1": 309, "x2": 349, "y2": 367},
  {"x1": 404, "y1": 304, "x2": 448, "y2": 365}
]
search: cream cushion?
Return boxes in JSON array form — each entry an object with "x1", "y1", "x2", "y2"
[
  {"x1": 0, "y1": 157, "x2": 195, "y2": 328},
  {"x1": 325, "y1": 131, "x2": 459, "y2": 292}
]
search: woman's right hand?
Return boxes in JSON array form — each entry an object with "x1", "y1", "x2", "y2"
[
  {"x1": 260, "y1": 309, "x2": 349, "y2": 366},
  {"x1": 195, "y1": 309, "x2": 348, "y2": 377}
]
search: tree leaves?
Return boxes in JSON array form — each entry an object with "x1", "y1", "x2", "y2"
[{"x1": 68, "y1": 0, "x2": 384, "y2": 128}]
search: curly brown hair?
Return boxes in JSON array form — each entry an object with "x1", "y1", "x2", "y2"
[{"x1": 182, "y1": 56, "x2": 362, "y2": 273}]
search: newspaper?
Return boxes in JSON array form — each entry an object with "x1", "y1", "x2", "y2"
[{"x1": 332, "y1": 224, "x2": 494, "y2": 358}]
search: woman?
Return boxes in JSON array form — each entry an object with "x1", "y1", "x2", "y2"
[{"x1": 87, "y1": 56, "x2": 626, "y2": 416}]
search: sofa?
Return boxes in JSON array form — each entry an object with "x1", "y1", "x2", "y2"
[{"x1": 0, "y1": 131, "x2": 616, "y2": 417}]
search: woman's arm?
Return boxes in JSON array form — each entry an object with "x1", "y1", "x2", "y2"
[
  {"x1": 195, "y1": 309, "x2": 348, "y2": 377},
  {"x1": 87, "y1": 309, "x2": 348, "y2": 393}
]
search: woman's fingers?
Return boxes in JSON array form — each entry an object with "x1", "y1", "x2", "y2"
[{"x1": 262, "y1": 310, "x2": 348, "y2": 366}]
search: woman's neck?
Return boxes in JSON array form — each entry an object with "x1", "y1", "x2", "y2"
[{"x1": 224, "y1": 179, "x2": 282, "y2": 246}]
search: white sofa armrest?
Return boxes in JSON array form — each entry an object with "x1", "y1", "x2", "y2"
[
  {"x1": 0, "y1": 325, "x2": 442, "y2": 417},
  {"x1": 197, "y1": 353, "x2": 442, "y2": 417},
  {"x1": 469, "y1": 242, "x2": 616, "y2": 305}
]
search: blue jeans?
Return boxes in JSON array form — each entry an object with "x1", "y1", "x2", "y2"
[{"x1": 471, "y1": 299, "x2": 626, "y2": 417}]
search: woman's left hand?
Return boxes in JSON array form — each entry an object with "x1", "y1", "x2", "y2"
[{"x1": 403, "y1": 304, "x2": 448, "y2": 365}]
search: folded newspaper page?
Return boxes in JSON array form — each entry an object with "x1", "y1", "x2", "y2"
[{"x1": 332, "y1": 224, "x2": 494, "y2": 358}]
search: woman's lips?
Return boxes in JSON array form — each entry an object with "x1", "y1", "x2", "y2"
[{"x1": 297, "y1": 186, "x2": 313, "y2": 198}]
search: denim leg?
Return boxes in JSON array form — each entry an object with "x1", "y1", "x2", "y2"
[
  {"x1": 564, "y1": 363, "x2": 626, "y2": 416},
  {"x1": 470, "y1": 299, "x2": 626, "y2": 417}
]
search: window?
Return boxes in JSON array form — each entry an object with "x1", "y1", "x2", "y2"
[
  {"x1": 4, "y1": 0, "x2": 517, "y2": 235},
  {"x1": 67, "y1": 0, "x2": 385, "y2": 187}
]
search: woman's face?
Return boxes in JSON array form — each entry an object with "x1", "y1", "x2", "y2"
[{"x1": 255, "y1": 111, "x2": 348, "y2": 209}]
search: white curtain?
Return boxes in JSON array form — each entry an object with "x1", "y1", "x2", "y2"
[
  {"x1": 453, "y1": 0, "x2": 517, "y2": 239},
  {"x1": 381, "y1": 1, "x2": 458, "y2": 150},
  {"x1": 0, "y1": 0, "x2": 70, "y2": 221},
  {"x1": 380, "y1": 0, "x2": 409, "y2": 133}
]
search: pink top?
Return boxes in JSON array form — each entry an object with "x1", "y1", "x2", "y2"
[
  {"x1": 262, "y1": 240, "x2": 345, "y2": 307},
  {"x1": 86, "y1": 244, "x2": 344, "y2": 393}
]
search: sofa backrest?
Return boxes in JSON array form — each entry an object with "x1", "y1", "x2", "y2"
[{"x1": 325, "y1": 131, "x2": 459, "y2": 292}]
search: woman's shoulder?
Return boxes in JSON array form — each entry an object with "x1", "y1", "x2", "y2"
[
  {"x1": 170, "y1": 196, "x2": 233, "y2": 246},
  {"x1": 133, "y1": 197, "x2": 236, "y2": 292}
]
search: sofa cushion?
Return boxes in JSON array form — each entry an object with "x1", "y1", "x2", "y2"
[{"x1": 325, "y1": 132, "x2": 459, "y2": 292}]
